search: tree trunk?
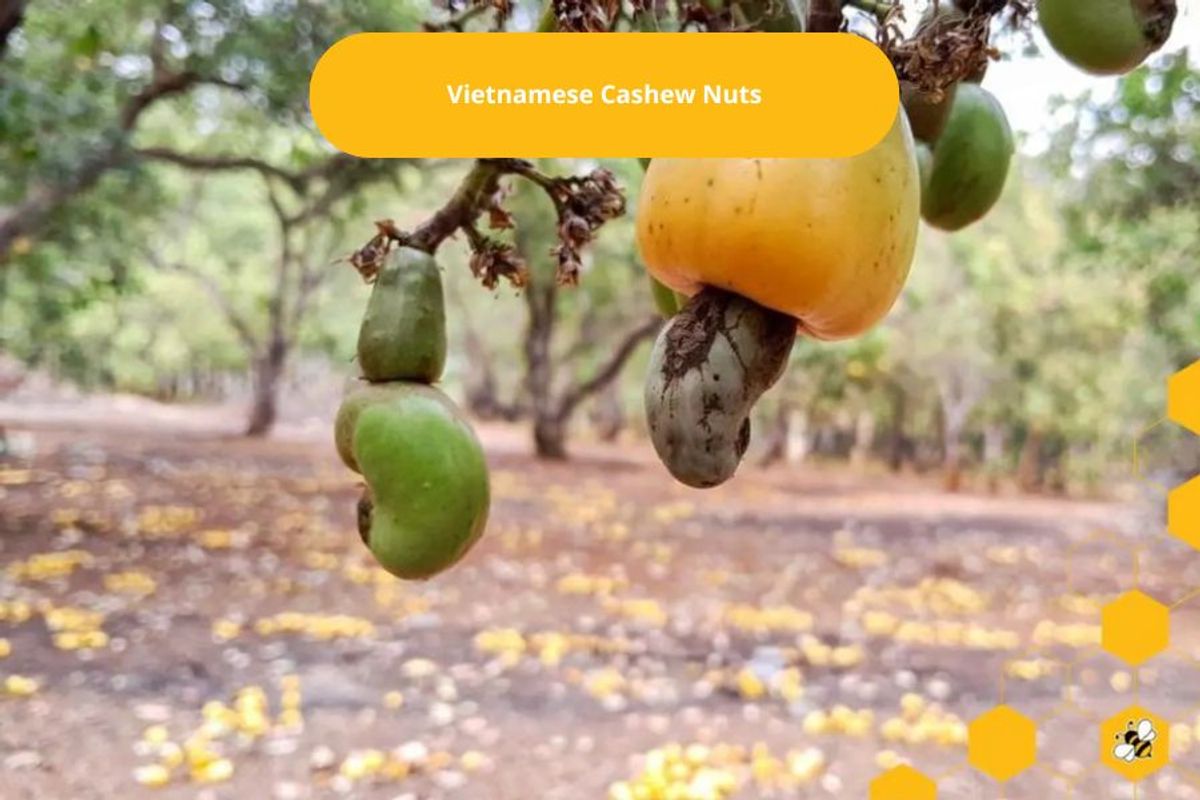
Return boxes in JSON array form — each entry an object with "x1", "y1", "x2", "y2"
[
  {"x1": 245, "y1": 336, "x2": 286, "y2": 437},
  {"x1": 982, "y1": 423, "x2": 1006, "y2": 494},
  {"x1": 523, "y1": 270, "x2": 562, "y2": 459},
  {"x1": 589, "y1": 381, "x2": 625, "y2": 443},
  {"x1": 941, "y1": 406, "x2": 968, "y2": 493},
  {"x1": 887, "y1": 382, "x2": 908, "y2": 472},
  {"x1": 786, "y1": 409, "x2": 810, "y2": 464},
  {"x1": 758, "y1": 403, "x2": 792, "y2": 467},
  {"x1": 1017, "y1": 427, "x2": 1043, "y2": 493},
  {"x1": 850, "y1": 408, "x2": 876, "y2": 469},
  {"x1": 533, "y1": 414, "x2": 567, "y2": 459}
]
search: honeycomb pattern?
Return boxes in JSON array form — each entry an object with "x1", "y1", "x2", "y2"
[
  {"x1": 866, "y1": 360, "x2": 1200, "y2": 797},
  {"x1": 967, "y1": 706, "x2": 1037, "y2": 782},
  {"x1": 1101, "y1": 590, "x2": 1169, "y2": 666},
  {"x1": 1168, "y1": 475, "x2": 1200, "y2": 550},
  {"x1": 1168, "y1": 359, "x2": 1200, "y2": 436},
  {"x1": 1100, "y1": 706, "x2": 1170, "y2": 782},
  {"x1": 869, "y1": 765, "x2": 936, "y2": 800}
]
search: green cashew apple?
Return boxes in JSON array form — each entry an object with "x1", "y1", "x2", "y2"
[
  {"x1": 335, "y1": 382, "x2": 461, "y2": 473},
  {"x1": 902, "y1": 81, "x2": 958, "y2": 144},
  {"x1": 644, "y1": 288, "x2": 795, "y2": 488},
  {"x1": 1038, "y1": 0, "x2": 1176, "y2": 75},
  {"x1": 921, "y1": 83, "x2": 1013, "y2": 231},
  {"x1": 915, "y1": 141, "x2": 934, "y2": 198},
  {"x1": 649, "y1": 276, "x2": 685, "y2": 318},
  {"x1": 337, "y1": 383, "x2": 489, "y2": 579},
  {"x1": 357, "y1": 247, "x2": 446, "y2": 384}
]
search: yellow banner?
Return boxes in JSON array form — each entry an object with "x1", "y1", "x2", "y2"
[{"x1": 310, "y1": 33, "x2": 899, "y2": 158}]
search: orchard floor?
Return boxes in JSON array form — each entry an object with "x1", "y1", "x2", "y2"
[{"x1": 3, "y1": 402, "x2": 1200, "y2": 800}]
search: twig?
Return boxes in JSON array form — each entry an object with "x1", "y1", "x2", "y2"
[
  {"x1": 807, "y1": 0, "x2": 844, "y2": 32},
  {"x1": 422, "y1": 1, "x2": 493, "y2": 31},
  {"x1": 349, "y1": 158, "x2": 624, "y2": 290},
  {"x1": 555, "y1": 315, "x2": 662, "y2": 420}
]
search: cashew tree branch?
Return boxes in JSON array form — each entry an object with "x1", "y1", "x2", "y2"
[
  {"x1": 0, "y1": 70, "x2": 244, "y2": 263},
  {"x1": 350, "y1": 158, "x2": 624, "y2": 290},
  {"x1": 554, "y1": 315, "x2": 663, "y2": 421}
]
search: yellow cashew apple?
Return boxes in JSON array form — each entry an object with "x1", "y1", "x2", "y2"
[{"x1": 636, "y1": 110, "x2": 920, "y2": 342}]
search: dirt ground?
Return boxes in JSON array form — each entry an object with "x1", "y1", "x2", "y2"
[{"x1": 3, "y1": 401, "x2": 1200, "y2": 800}]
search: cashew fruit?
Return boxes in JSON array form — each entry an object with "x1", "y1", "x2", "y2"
[
  {"x1": 357, "y1": 247, "x2": 446, "y2": 383},
  {"x1": 649, "y1": 276, "x2": 685, "y2": 318},
  {"x1": 921, "y1": 83, "x2": 1013, "y2": 232},
  {"x1": 1038, "y1": 0, "x2": 1176, "y2": 75},
  {"x1": 916, "y1": 141, "x2": 934, "y2": 198},
  {"x1": 645, "y1": 288, "x2": 795, "y2": 488},
  {"x1": 338, "y1": 382, "x2": 489, "y2": 580},
  {"x1": 903, "y1": 81, "x2": 958, "y2": 144},
  {"x1": 636, "y1": 110, "x2": 919, "y2": 341},
  {"x1": 335, "y1": 382, "x2": 460, "y2": 473}
]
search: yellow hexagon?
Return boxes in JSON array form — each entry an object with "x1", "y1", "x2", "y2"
[
  {"x1": 1168, "y1": 360, "x2": 1200, "y2": 435},
  {"x1": 1101, "y1": 706, "x2": 1170, "y2": 782},
  {"x1": 869, "y1": 765, "x2": 936, "y2": 800},
  {"x1": 1169, "y1": 475, "x2": 1200, "y2": 550},
  {"x1": 1101, "y1": 590, "x2": 1169, "y2": 667},
  {"x1": 968, "y1": 705, "x2": 1037, "y2": 782}
]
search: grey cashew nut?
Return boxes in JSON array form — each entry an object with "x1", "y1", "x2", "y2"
[{"x1": 644, "y1": 287, "x2": 796, "y2": 488}]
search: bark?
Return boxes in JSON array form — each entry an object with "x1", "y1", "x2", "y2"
[
  {"x1": 935, "y1": 366, "x2": 985, "y2": 493},
  {"x1": 939, "y1": 397, "x2": 972, "y2": 493},
  {"x1": 850, "y1": 408, "x2": 876, "y2": 469},
  {"x1": 942, "y1": 414, "x2": 965, "y2": 492},
  {"x1": 1017, "y1": 427, "x2": 1044, "y2": 493},
  {"x1": 533, "y1": 414, "x2": 567, "y2": 459},
  {"x1": 785, "y1": 409, "x2": 810, "y2": 464},
  {"x1": 887, "y1": 382, "x2": 909, "y2": 473},
  {"x1": 245, "y1": 336, "x2": 286, "y2": 437},
  {"x1": 758, "y1": 403, "x2": 792, "y2": 467},
  {"x1": 0, "y1": 0, "x2": 27, "y2": 59},
  {"x1": 588, "y1": 381, "x2": 625, "y2": 442},
  {"x1": 522, "y1": 267, "x2": 561, "y2": 458},
  {"x1": 982, "y1": 423, "x2": 1006, "y2": 493}
]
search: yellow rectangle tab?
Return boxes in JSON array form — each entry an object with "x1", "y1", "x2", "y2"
[{"x1": 310, "y1": 33, "x2": 899, "y2": 158}]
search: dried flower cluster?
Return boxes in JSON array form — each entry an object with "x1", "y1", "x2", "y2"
[
  {"x1": 422, "y1": 0, "x2": 514, "y2": 32},
  {"x1": 553, "y1": 0, "x2": 619, "y2": 32},
  {"x1": 873, "y1": 1, "x2": 1034, "y2": 95},
  {"x1": 882, "y1": 2, "x2": 993, "y2": 94},
  {"x1": 542, "y1": 168, "x2": 626, "y2": 285},
  {"x1": 347, "y1": 220, "x2": 404, "y2": 284},
  {"x1": 467, "y1": 235, "x2": 528, "y2": 290}
]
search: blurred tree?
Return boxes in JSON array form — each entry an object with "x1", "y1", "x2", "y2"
[
  {"x1": 144, "y1": 162, "x2": 406, "y2": 436},
  {"x1": 0, "y1": 0, "x2": 418, "y2": 262},
  {"x1": 507, "y1": 168, "x2": 660, "y2": 458},
  {"x1": 1, "y1": 0, "x2": 423, "y2": 434}
]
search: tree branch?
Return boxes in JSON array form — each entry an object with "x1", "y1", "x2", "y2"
[
  {"x1": 422, "y1": 1, "x2": 493, "y2": 31},
  {"x1": 351, "y1": 158, "x2": 625, "y2": 290},
  {"x1": 0, "y1": 0, "x2": 28, "y2": 59},
  {"x1": 119, "y1": 71, "x2": 242, "y2": 132},
  {"x1": 136, "y1": 147, "x2": 311, "y2": 192},
  {"x1": 807, "y1": 0, "x2": 843, "y2": 32},
  {"x1": 144, "y1": 249, "x2": 260, "y2": 353},
  {"x1": 554, "y1": 315, "x2": 661, "y2": 420},
  {"x1": 0, "y1": 69, "x2": 244, "y2": 264}
]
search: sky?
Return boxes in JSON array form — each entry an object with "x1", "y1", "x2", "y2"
[{"x1": 983, "y1": 1, "x2": 1199, "y2": 150}]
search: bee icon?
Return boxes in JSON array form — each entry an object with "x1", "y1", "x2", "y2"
[{"x1": 1113, "y1": 719, "x2": 1157, "y2": 763}]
